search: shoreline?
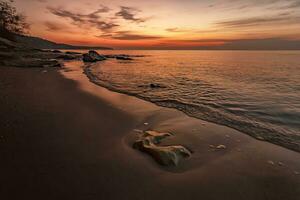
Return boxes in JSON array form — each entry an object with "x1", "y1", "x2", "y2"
[
  {"x1": 1, "y1": 63, "x2": 300, "y2": 199},
  {"x1": 83, "y1": 59, "x2": 299, "y2": 153},
  {"x1": 62, "y1": 61, "x2": 300, "y2": 167}
]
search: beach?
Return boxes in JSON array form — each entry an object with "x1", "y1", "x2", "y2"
[{"x1": 0, "y1": 61, "x2": 299, "y2": 200}]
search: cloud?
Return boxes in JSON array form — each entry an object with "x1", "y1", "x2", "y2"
[
  {"x1": 98, "y1": 31, "x2": 163, "y2": 40},
  {"x1": 282, "y1": 0, "x2": 300, "y2": 8},
  {"x1": 208, "y1": 0, "x2": 300, "y2": 11},
  {"x1": 44, "y1": 21, "x2": 64, "y2": 31},
  {"x1": 47, "y1": 6, "x2": 118, "y2": 32},
  {"x1": 216, "y1": 15, "x2": 300, "y2": 28},
  {"x1": 115, "y1": 6, "x2": 145, "y2": 23},
  {"x1": 157, "y1": 38, "x2": 300, "y2": 50},
  {"x1": 166, "y1": 28, "x2": 187, "y2": 32}
]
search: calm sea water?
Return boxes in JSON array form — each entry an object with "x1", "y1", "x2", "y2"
[{"x1": 84, "y1": 50, "x2": 300, "y2": 152}]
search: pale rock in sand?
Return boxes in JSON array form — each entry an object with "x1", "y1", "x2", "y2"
[{"x1": 133, "y1": 130, "x2": 191, "y2": 166}]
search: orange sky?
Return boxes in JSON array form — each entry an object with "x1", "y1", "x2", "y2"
[{"x1": 13, "y1": 0, "x2": 300, "y2": 49}]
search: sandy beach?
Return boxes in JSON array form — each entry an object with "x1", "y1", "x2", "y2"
[{"x1": 0, "y1": 61, "x2": 299, "y2": 200}]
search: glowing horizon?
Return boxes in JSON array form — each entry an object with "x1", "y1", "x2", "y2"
[{"x1": 13, "y1": 0, "x2": 300, "y2": 49}]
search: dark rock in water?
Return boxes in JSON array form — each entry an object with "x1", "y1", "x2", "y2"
[
  {"x1": 52, "y1": 50, "x2": 62, "y2": 53},
  {"x1": 133, "y1": 130, "x2": 191, "y2": 166},
  {"x1": 104, "y1": 55, "x2": 116, "y2": 58},
  {"x1": 65, "y1": 51, "x2": 81, "y2": 55},
  {"x1": 150, "y1": 83, "x2": 160, "y2": 88},
  {"x1": 56, "y1": 54, "x2": 78, "y2": 60},
  {"x1": 150, "y1": 83, "x2": 165, "y2": 88},
  {"x1": 83, "y1": 50, "x2": 106, "y2": 62},
  {"x1": 137, "y1": 83, "x2": 166, "y2": 89},
  {"x1": 116, "y1": 55, "x2": 133, "y2": 60}
]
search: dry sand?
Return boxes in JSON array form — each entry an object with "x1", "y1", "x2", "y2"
[{"x1": 0, "y1": 62, "x2": 299, "y2": 200}]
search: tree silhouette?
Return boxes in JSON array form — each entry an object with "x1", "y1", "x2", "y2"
[{"x1": 0, "y1": 0, "x2": 29, "y2": 39}]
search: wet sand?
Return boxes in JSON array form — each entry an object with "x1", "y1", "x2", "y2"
[{"x1": 0, "y1": 62, "x2": 299, "y2": 200}]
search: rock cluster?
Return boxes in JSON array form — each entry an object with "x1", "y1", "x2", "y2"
[{"x1": 82, "y1": 50, "x2": 106, "y2": 62}]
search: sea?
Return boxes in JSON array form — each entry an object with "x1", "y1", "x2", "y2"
[{"x1": 81, "y1": 50, "x2": 300, "y2": 152}]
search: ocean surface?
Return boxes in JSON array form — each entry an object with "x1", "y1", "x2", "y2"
[{"x1": 83, "y1": 50, "x2": 300, "y2": 152}]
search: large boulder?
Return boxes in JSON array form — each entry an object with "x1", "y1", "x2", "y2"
[{"x1": 82, "y1": 50, "x2": 106, "y2": 62}]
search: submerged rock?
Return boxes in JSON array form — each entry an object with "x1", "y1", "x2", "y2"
[
  {"x1": 104, "y1": 54, "x2": 133, "y2": 60},
  {"x1": 65, "y1": 51, "x2": 81, "y2": 55},
  {"x1": 83, "y1": 50, "x2": 106, "y2": 62},
  {"x1": 133, "y1": 130, "x2": 191, "y2": 166},
  {"x1": 138, "y1": 83, "x2": 166, "y2": 89},
  {"x1": 56, "y1": 54, "x2": 80, "y2": 60},
  {"x1": 116, "y1": 55, "x2": 133, "y2": 60},
  {"x1": 150, "y1": 83, "x2": 165, "y2": 88}
]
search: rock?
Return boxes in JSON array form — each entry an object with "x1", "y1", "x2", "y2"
[
  {"x1": 3, "y1": 57, "x2": 61, "y2": 68},
  {"x1": 56, "y1": 54, "x2": 78, "y2": 60},
  {"x1": 257, "y1": 136, "x2": 265, "y2": 141},
  {"x1": 216, "y1": 145, "x2": 226, "y2": 149},
  {"x1": 103, "y1": 55, "x2": 116, "y2": 58},
  {"x1": 41, "y1": 59, "x2": 61, "y2": 68},
  {"x1": 82, "y1": 50, "x2": 106, "y2": 62},
  {"x1": 0, "y1": 37, "x2": 19, "y2": 49},
  {"x1": 52, "y1": 50, "x2": 62, "y2": 53},
  {"x1": 116, "y1": 55, "x2": 133, "y2": 60},
  {"x1": 65, "y1": 51, "x2": 81, "y2": 55},
  {"x1": 267, "y1": 160, "x2": 275, "y2": 165},
  {"x1": 150, "y1": 83, "x2": 160, "y2": 88},
  {"x1": 278, "y1": 161, "x2": 284, "y2": 166},
  {"x1": 133, "y1": 130, "x2": 192, "y2": 166},
  {"x1": 147, "y1": 83, "x2": 166, "y2": 89}
]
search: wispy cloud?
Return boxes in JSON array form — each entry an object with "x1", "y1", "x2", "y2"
[
  {"x1": 216, "y1": 15, "x2": 300, "y2": 29},
  {"x1": 47, "y1": 6, "x2": 118, "y2": 32},
  {"x1": 165, "y1": 28, "x2": 188, "y2": 33},
  {"x1": 44, "y1": 21, "x2": 64, "y2": 31},
  {"x1": 99, "y1": 31, "x2": 163, "y2": 40},
  {"x1": 208, "y1": 0, "x2": 300, "y2": 11},
  {"x1": 281, "y1": 0, "x2": 300, "y2": 8},
  {"x1": 115, "y1": 6, "x2": 146, "y2": 23}
]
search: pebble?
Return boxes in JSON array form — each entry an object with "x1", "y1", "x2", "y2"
[
  {"x1": 267, "y1": 160, "x2": 275, "y2": 165},
  {"x1": 144, "y1": 123, "x2": 149, "y2": 126},
  {"x1": 294, "y1": 171, "x2": 299, "y2": 175},
  {"x1": 278, "y1": 161, "x2": 284, "y2": 166},
  {"x1": 225, "y1": 135, "x2": 230, "y2": 138},
  {"x1": 257, "y1": 136, "x2": 265, "y2": 140},
  {"x1": 216, "y1": 145, "x2": 226, "y2": 149},
  {"x1": 42, "y1": 70, "x2": 48, "y2": 73}
]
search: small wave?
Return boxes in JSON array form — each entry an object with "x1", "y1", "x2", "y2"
[{"x1": 83, "y1": 64, "x2": 300, "y2": 152}]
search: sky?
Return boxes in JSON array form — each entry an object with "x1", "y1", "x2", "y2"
[{"x1": 12, "y1": 0, "x2": 300, "y2": 49}]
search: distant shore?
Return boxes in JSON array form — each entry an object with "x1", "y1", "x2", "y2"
[{"x1": 0, "y1": 59, "x2": 299, "y2": 199}]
